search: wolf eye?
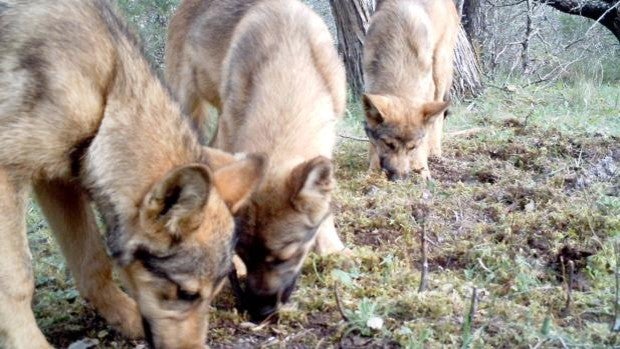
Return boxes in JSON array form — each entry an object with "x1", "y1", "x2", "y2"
[
  {"x1": 177, "y1": 288, "x2": 201, "y2": 302},
  {"x1": 382, "y1": 140, "x2": 396, "y2": 150},
  {"x1": 265, "y1": 255, "x2": 285, "y2": 266},
  {"x1": 406, "y1": 144, "x2": 416, "y2": 151}
]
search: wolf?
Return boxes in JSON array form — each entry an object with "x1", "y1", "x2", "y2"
[
  {"x1": 0, "y1": 1, "x2": 265, "y2": 348},
  {"x1": 363, "y1": 0, "x2": 459, "y2": 180},
  {"x1": 166, "y1": 0, "x2": 347, "y2": 322}
]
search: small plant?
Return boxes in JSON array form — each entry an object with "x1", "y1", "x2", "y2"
[{"x1": 343, "y1": 298, "x2": 385, "y2": 337}]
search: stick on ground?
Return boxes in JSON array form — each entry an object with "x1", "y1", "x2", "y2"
[
  {"x1": 561, "y1": 260, "x2": 574, "y2": 317},
  {"x1": 419, "y1": 223, "x2": 429, "y2": 292},
  {"x1": 334, "y1": 284, "x2": 349, "y2": 322},
  {"x1": 613, "y1": 240, "x2": 620, "y2": 331}
]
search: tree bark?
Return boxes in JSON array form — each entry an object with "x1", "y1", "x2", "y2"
[
  {"x1": 452, "y1": 25, "x2": 484, "y2": 99},
  {"x1": 329, "y1": 0, "x2": 374, "y2": 98},
  {"x1": 537, "y1": 0, "x2": 620, "y2": 42},
  {"x1": 461, "y1": 0, "x2": 485, "y2": 47}
]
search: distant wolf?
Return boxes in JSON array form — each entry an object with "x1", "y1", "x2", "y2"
[
  {"x1": 166, "y1": 0, "x2": 347, "y2": 322},
  {"x1": 0, "y1": 0, "x2": 265, "y2": 348},
  {"x1": 363, "y1": 0, "x2": 459, "y2": 180}
]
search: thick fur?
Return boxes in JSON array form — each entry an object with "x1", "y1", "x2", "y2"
[
  {"x1": 362, "y1": 0, "x2": 459, "y2": 180},
  {"x1": 166, "y1": 0, "x2": 347, "y2": 322},
  {"x1": 0, "y1": 1, "x2": 265, "y2": 348}
]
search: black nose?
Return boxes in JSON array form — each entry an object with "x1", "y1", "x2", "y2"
[
  {"x1": 246, "y1": 292, "x2": 279, "y2": 323},
  {"x1": 386, "y1": 170, "x2": 407, "y2": 181},
  {"x1": 244, "y1": 274, "x2": 299, "y2": 323}
]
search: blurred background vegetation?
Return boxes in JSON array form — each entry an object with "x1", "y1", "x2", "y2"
[{"x1": 117, "y1": 0, "x2": 620, "y2": 85}]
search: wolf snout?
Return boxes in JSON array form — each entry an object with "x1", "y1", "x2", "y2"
[{"x1": 244, "y1": 273, "x2": 299, "y2": 323}]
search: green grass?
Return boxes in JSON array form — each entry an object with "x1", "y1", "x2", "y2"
[{"x1": 29, "y1": 81, "x2": 619, "y2": 347}]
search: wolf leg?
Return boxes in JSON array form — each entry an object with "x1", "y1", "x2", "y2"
[
  {"x1": 0, "y1": 169, "x2": 52, "y2": 349},
  {"x1": 411, "y1": 142, "x2": 432, "y2": 180},
  {"x1": 314, "y1": 214, "x2": 347, "y2": 255},
  {"x1": 428, "y1": 116, "x2": 444, "y2": 158},
  {"x1": 33, "y1": 179, "x2": 143, "y2": 339},
  {"x1": 368, "y1": 144, "x2": 380, "y2": 171},
  {"x1": 430, "y1": 34, "x2": 456, "y2": 158}
]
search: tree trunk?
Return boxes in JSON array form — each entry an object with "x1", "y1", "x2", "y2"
[
  {"x1": 537, "y1": 0, "x2": 620, "y2": 42},
  {"x1": 329, "y1": 0, "x2": 374, "y2": 98},
  {"x1": 461, "y1": 0, "x2": 484, "y2": 48},
  {"x1": 329, "y1": 0, "x2": 483, "y2": 100},
  {"x1": 452, "y1": 25, "x2": 484, "y2": 99}
]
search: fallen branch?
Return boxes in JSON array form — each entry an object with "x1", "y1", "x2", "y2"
[
  {"x1": 613, "y1": 240, "x2": 620, "y2": 331},
  {"x1": 334, "y1": 284, "x2": 349, "y2": 322},
  {"x1": 561, "y1": 260, "x2": 574, "y2": 317},
  {"x1": 339, "y1": 134, "x2": 369, "y2": 142},
  {"x1": 462, "y1": 287, "x2": 478, "y2": 346},
  {"x1": 446, "y1": 127, "x2": 485, "y2": 138},
  {"x1": 419, "y1": 223, "x2": 429, "y2": 292}
]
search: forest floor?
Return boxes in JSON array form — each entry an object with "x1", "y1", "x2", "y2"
[{"x1": 30, "y1": 80, "x2": 619, "y2": 348}]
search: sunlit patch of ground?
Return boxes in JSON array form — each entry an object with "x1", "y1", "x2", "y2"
[{"x1": 29, "y1": 81, "x2": 618, "y2": 348}]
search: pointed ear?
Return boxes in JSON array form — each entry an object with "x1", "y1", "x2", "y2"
[
  {"x1": 201, "y1": 147, "x2": 245, "y2": 170},
  {"x1": 422, "y1": 100, "x2": 451, "y2": 124},
  {"x1": 362, "y1": 94, "x2": 387, "y2": 127},
  {"x1": 212, "y1": 153, "x2": 267, "y2": 214},
  {"x1": 289, "y1": 156, "x2": 334, "y2": 221},
  {"x1": 141, "y1": 165, "x2": 212, "y2": 238}
]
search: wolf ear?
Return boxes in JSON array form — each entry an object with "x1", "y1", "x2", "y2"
[
  {"x1": 202, "y1": 147, "x2": 243, "y2": 170},
  {"x1": 362, "y1": 94, "x2": 388, "y2": 127},
  {"x1": 141, "y1": 165, "x2": 212, "y2": 238},
  {"x1": 422, "y1": 100, "x2": 450, "y2": 124},
  {"x1": 289, "y1": 156, "x2": 334, "y2": 221},
  {"x1": 212, "y1": 153, "x2": 266, "y2": 214}
]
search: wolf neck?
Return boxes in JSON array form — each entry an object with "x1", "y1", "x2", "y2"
[{"x1": 83, "y1": 49, "x2": 202, "y2": 236}]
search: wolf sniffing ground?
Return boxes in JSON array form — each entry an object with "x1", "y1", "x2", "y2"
[
  {"x1": 363, "y1": 0, "x2": 459, "y2": 181},
  {"x1": 166, "y1": 0, "x2": 348, "y2": 322}
]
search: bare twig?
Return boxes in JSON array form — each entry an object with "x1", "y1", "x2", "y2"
[
  {"x1": 413, "y1": 190, "x2": 432, "y2": 292},
  {"x1": 561, "y1": 260, "x2": 575, "y2": 317},
  {"x1": 334, "y1": 284, "x2": 349, "y2": 322},
  {"x1": 419, "y1": 223, "x2": 429, "y2": 292},
  {"x1": 446, "y1": 127, "x2": 485, "y2": 137},
  {"x1": 564, "y1": 0, "x2": 620, "y2": 49},
  {"x1": 468, "y1": 288, "x2": 478, "y2": 326},
  {"x1": 612, "y1": 240, "x2": 620, "y2": 331},
  {"x1": 558, "y1": 336, "x2": 569, "y2": 349},
  {"x1": 531, "y1": 338, "x2": 548, "y2": 349},
  {"x1": 462, "y1": 287, "x2": 478, "y2": 344},
  {"x1": 339, "y1": 134, "x2": 369, "y2": 142}
]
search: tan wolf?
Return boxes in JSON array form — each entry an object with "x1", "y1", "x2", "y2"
[
  {"x1": 166, "y1": 0, "x2": 347, "y2": 322},
  {"x1": 0, "y1": 1, "x2": 266, "y2": 348},
  {"x1": 363, "y1": 0, "x2": 459, "y2": 180}
]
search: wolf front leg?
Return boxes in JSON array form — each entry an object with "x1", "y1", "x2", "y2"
[
  {"x1": 0, "y1": 169, "x2": 52, "y2": 349},
  {"x1": 33, "y1": 180, "x2": 143, "y2": 339},
  {"x1": 314, "y1": 214, "x2": 349, "y2": 255},
  {"x1": 429, "y1": 32, "x2": 456, "y2": 158}
]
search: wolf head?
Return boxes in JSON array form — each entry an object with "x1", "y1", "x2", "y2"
[
  {"x1": 109, "y1": 149, "x2": 265, "y2": 349},
  {"x1": 233, "y1": 156, "x2": 334, "y2": 322},
  {"x1": 363, "y1": 94, "x2": 449, "y2": 181}
]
